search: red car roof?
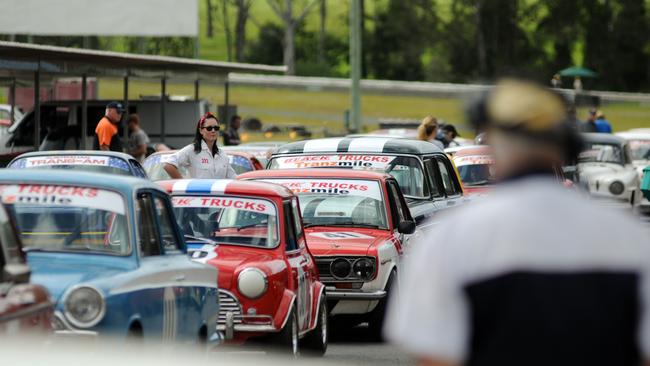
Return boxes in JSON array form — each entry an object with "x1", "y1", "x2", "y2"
[
  {"x1": 239, "y1": 168, "x2": 392, "y2": 181},
  {"x1": 156, "y1": 179, "x2": 294, "y2": 198}
]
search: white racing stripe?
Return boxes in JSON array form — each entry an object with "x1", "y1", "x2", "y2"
[
  {"x1": 172, "y1": 180, "x2": 191, "y2": 193},
  {"x1": 210, "y1": 180, "x2": 230, "y2": 193},
  {"x1": 348, "y1": 138, "x2": 390, "y2": 152},
  {"x1": 303, "y1": 138, "x2": 343, "y2": 153}
]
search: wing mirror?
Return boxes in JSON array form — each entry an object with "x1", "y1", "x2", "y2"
[
  {"x1": 3, "y1": 263, "x2": 31, "y2": 284},
  {"x1": 398, "y1": 220, "x2": 416, "y2": 235}
]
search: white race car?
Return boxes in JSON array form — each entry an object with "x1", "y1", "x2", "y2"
[
  {"x1": 616, "y1": 131, "x2": 650, "y2": 212},
  {"x1": 578, "y1": 133, "x2": 642, "y2": 208}
]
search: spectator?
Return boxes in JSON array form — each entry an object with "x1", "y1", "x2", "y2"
[
  {"x1": 573, "y1": 76, "x2": 583, "y2": 91},
  {"x1": 441, "y1": 124, "x2": 461, "y2": 148},
  {"x1": 417, "y1": 116, "x2": 444, "y2": 149},
  {"x1": 580, "y1": 108, "x2": 598, "y2": 133},
  {"x1": 594, "y1": 110, "x2": 613, "y2": 133},
  {"x1": 223, "y1": 114, "x2": 242, "y2": 146},
  {"x1": 550, "y1": 73, "x2": 562, "y2": 88},
  {"x1": 93, "y1": 101, "x2": 124, "y2": 151},
  {"x1": 127, "y1": 114, "x2": 150, "y2": 163},
  {"x1": 164, "y1": 112, "x2": 236, "y2": 179}
]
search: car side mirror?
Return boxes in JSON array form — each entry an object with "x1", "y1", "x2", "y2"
[
  {"x1": 398, "y1": 220, "x2": 416, "y2": 235},
  {"x1": 3, "y1": 263, "x2": 31, "y2": 284}
]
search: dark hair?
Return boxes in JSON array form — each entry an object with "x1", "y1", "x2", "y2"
[
  {"x1": 128, "y1": 113, "x2": 140, "y2": 124},
  {"x1": 193, "y1": 112, "x2": 220, "y2": 155}
]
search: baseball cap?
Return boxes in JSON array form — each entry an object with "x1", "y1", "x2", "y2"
[
  {"x1": 442, "y1": 124, "x2": 460, "y2": 137},
  {"x1": 106, "y1": 101, "x2": 125, "y2": 113}
]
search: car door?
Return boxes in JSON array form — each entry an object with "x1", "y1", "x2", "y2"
[
  {"x1": 284, "y1": 198, "x2": 313, "y2": 333},
  {"x1": 386, "y1": 179, "x2": 415, "y2": 254}
]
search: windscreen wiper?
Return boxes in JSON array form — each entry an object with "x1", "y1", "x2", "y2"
[{"x1": 184, "y1": 234, "x2": 217, "y2": 245}]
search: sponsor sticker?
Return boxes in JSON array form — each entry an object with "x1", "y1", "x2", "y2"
[
  {"x1": 273, "y1": 154, "x2": 395, "y2": 170},
  {"x1": 454, "y1": 155, "x2": 495, "y2": 167},
  {"x1": 261, "y1": 179, "x2": 383, "y2": 200},
  {"x1": 171, "y1": 195, "x2": 276, "y2": 216},
  {"x1": 24, "y1": 155, "x2": 111, "y2": 167},
  {"x1": 308, "y1": 232, "x2": 374, "y2": 240},
  {"x1": 0, "y1": 184, "x2": 125, "y2": 214}
]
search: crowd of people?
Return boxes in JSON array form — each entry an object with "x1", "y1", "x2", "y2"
[{"x1": 416, "y1": 115, "x2": 462, "y2": 148}]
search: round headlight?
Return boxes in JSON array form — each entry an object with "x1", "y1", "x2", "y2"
[
  {"x1": 330, "y1": 258, "x2": 352, "y2": 279},
  {"x1": 609, "y1": 181, "x2": 625, "y2": 195},
  {"x1": 63, "y1": 285, "x2": 105, "y2": 328},
  {"x1": 353, "y1": 258, "x2": 375, "y2": 280},
  {"x1": 237, "y1": 268, "x2": 268, "y2": 299}
]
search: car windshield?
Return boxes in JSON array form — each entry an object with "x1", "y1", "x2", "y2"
[
  {"x1": 269, "y1": 154, "x2": 427, "y2": 198},
  {"x1": 454, "y1": 155, "x2": 496, "y2": 186},
  {"x1": 1, "y1": 184, "x2": 130, "y2": 255},
  {"x1": 628, "y1": 139, "x2": 650, "y2": 161},
  {"x1": 229, "y1": 155, "x2": 254, "y2": 174},
  {"x1": 579, "y1": 143, "x2": 624, "y2": 164},
  {"x1": 171, "y1": 195, "x2": 279, "y2": 248},
  {"x1": 260, "y1": 178, "x2": 389, "y2": 229},
  {"x1": 10, "y1": 155, "x2": 132, "y2": 176}
]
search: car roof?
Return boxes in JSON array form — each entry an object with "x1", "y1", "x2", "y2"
[
  {"x1": 239, "y1": 168, "x2": 392, "y2": 181},
  {"x1": 616, "y1": 132, "x2": 650, "y2": 140},
  {"x1": 0, "y1": 169, "x2": 159, "y2": 193},
  {"x1": 157, "y1": 179, "x2": 294, "y2": 198},
  {"x1": 451, "y1": 145, "x2": 493, "y2": 157},
  {"x1": 273, "y1": 137, "x2": 443, "y2": 155},
  {"x1": 581, "y1": 133, "x2": 626, "y2": 145},
  {"x1": 13, "y1": 150, "x2": 135, "y2": 161}
]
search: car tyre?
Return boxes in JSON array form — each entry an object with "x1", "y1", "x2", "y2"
[
  {"x1": 301, "y1": 293, "x2": 328, "y2": 356},
  {"x1": 272, "y1": 306, "x2": 299, "y2": 357},
  {"x1": 368, "y1": 270, "x2": 397, "y2": 342}
]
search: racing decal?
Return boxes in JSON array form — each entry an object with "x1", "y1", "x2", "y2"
[
  {"x1": 163, "y1": 286, "x2": 177, "y2": 343},
  {"x1": 171, "y1": 179, "x2": 230, "y2": 194},
  {"x1": 308, "y1": 232, "x2": 375, "y2": 240},
  {"x1": 261, "y1": 178, "x2": 383, "y2": 200},
  {"x1": 20, "y1": 156, "x2": 131, "y2": 171},
  {"x1": 273, "y1": 154, "x2": 395, "y2": 170},
  {"x1": 347, "y1": 138, "x2": 390, "y2": 152},
  {"x1": 171, "y1": 195, "x2": 276, "y2": 216},
  {"x1": 0, "y1": 184, "x2": 126, "y2": 215},
  {"x1": 454, "y1": 155, "x2": 495, "y2": 167}
]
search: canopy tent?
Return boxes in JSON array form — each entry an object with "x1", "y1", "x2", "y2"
[
  {"x1": 0, "y1": 41, "x2": 286, "y2": 149},
  {"x1": 559, "y1": 66, "x2": 598, "y2": 78}
]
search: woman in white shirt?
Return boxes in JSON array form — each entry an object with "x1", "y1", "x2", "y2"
[{"x1": 164, "y1": 112, "x2": 237, "y2": 179}]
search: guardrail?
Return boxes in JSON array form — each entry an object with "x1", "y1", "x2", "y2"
[{"x1": 229, "y1": 73, "x2": 650, "y2": 104}]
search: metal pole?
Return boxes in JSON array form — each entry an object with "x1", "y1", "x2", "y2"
[
  {"x1": 123, "y1": 75, "x2": 129, "y2": 147},
  {"x1": 81, "y1": 74, "x2": 88, "y2": 149},
  {"x1": 160, "y1": 78, "x2": 166, "y2": 143},
  {"x1": 349, "y1": 0, "x2": 362, "y2": 133},
  {"x1": 9, "y1": 78, "x2": 15, "y2": 125},
  {"x1": 194, "y1": 79, "x2": 200, "y2": 101},
  {"x1": 33, "y1": 67, "x2": 40, "y2": 150},
  {"x1": 224, "y1": 80, "x2": 230, "y2": 123}
]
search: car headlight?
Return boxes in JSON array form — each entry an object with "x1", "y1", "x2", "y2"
[
  {"x1": 353, "y1": 258, "x2": 376, "y2": 280},
  {"x1": 609, "y1": 181, "x2": 625, "y2": 195},
  {"x1": 63, "y1": 285, "x2": 105, "y2": 328},
  {"x1": 237, "y1": 268, "x2": 268, "y2": 299},
  {"x1": 330, "y1": 258, "x2": 352, "y2": 280}
]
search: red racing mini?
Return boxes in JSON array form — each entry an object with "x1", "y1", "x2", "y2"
[
  {"x1": 239, "y1": 169, "x2": 416, "y2": 338},
  {"x1": 158, "y1": 179, "x2": 327, "y2": 356}
]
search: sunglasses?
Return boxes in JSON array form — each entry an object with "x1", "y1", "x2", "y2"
[{"x1": 202, "y1": 125, "x2": 220, "y2": 132}]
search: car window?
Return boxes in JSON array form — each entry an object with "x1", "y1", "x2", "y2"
[
  {"x1": 290, "y1": 197, "x2": 305, "y2": 248},
  {"x1": 153, "y1": 195, "x2": 182, "y2": 254},
  {"x1": 171, "y1": 195, "x2": 279, "y2": 249},
  {"x1": 136, "y1": 192, "x2": 161, "y2": 256},
  {"x1": 424, "y1": 158, "x2": 443, "y2": 197},
  {"x1": 284, "y1": 200, "x2": 298, "y2": 252},
  {"x1": 387, "y1": 181, "x2": 407, "y2": 224},
  {"x1": 130, "y1": 160, "x2": 148, "y2": 178},
  {"x1": 437, "y1": 158, "x2": 458, "y2": 196}
]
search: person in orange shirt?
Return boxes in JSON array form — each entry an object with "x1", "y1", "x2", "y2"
[{"x1": 93, "y1": 101, "x2": 124, "y2": 151}]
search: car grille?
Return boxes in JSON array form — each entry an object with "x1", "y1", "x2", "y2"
[{"x1": 218, "y1": 290, "x2": 242, "y2": 325}]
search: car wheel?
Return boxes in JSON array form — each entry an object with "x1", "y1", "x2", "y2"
[
  {"x1": 302, "y1": 293, "x2": 328, "y2": 356},
  {"x1": 272, "y1": 306, "x2": 299, "y2": 357},
  {"x1": 368, "y1": 270, "x2": 397, "y2": 342}
]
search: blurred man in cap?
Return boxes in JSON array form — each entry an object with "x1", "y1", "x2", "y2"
[
  {"x1": 385, "y1": 79, "x2": 649, "y2": 366},
  {"x1": 94, "y1": 101, "x2": 124, "y2": 151},
  {"x1": 441, "y1": 124, "x2": 461, "y2": 148},
  {"x1": 594, "y1": 110, "x2": 613, "y2": 133},
  {"x1": 580, "y1": 108, "x2": 598, "y2": 132}
]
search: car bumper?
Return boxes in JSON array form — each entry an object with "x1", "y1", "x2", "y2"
[
  {"x1": 325, "y1": 288, "x2": 386, "y2": 300},
  {"x1": 52, "y1": 312, "x2": 98, "y2": 337}
]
